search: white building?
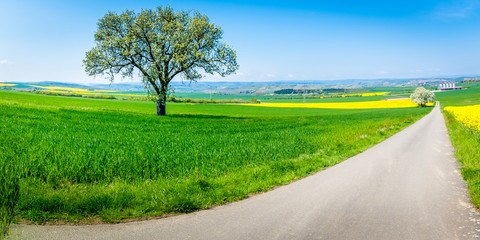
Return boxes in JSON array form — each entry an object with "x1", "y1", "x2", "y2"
[{"x1": 438, "y1": 82, "x2": 462, "y2": 91}]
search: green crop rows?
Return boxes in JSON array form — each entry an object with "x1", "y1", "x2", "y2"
[{"x1": 0, "y1": 90, "x2": 430, "y2": 223}]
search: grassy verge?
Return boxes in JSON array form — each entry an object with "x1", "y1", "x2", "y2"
[
  {"x1": 0, "y1": 90, "x2": 431, "y2": 224},
  {"x1": 439, "y1": 84, "x2": 480, "y2": 208},
  {"x1": 443, "y1": 112, "x2": 480, "y2": 207}
]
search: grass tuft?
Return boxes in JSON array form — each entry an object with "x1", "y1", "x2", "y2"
[{"x1": 0, "y1": 147, "x2": 20, "y2": 239}]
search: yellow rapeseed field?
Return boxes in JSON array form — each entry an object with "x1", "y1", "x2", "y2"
[
  {"x1": 30, "y1": 85, "x2": 89, "y2": 92},
  {"x1": 73, "y1": 92, "x2": 145, "y2": 97},
  {"x1": 31, "y1": 85, "x2": 146, "y2": 97},
  {"x1": 0, "y1": 83, "x2": 17, "y2": 86},
  {"x1": 239, "y1": 99, "x2": 423, "y2": 109},
  {"x1": 92, "y1": 90, "x2": 120, "y2": 93},
  {"x1": 444, "y1": 105, "x2": 480, "y2": 131},
  {"x1": 42, "y1": 90, "x2": 145, "y2": 97}
]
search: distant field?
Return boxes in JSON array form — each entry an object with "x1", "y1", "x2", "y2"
[
  {"x1": 458, "y1": 82, "x2": 480, "y2": 88},
  {"x1": 239, "y1": 99, "x2": 421, "y2": 109},
  {"x1": 174, "y1": 91, "x2": 389, "y2": 102},
  {"x1": 5, "y1": 83, "x2": 396, "y2": 103},
  {"x1": 436, "y1": 87, "x2": 480, "y2": 106},
  {"x1": 261, "y1": 95, "x2": 388, "y2": 103},
  {"x1": 360, "y1": 86, "x2": 419, "y2": 92},
  {"x1": 0, "y1": 90, "x2": 430, "y2": 223}
]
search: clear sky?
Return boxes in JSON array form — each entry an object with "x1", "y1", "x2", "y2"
[{"x1": 1, "y1": 0, "x2": 480, "y2": 83}]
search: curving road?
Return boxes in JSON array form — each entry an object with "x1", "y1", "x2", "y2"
[{"x1": 11, "y1": 103, "x2": 480, "y2": 239}]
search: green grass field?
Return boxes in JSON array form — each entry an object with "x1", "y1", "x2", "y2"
[
  {"x1": 360, "y1": 86, "x2": 419, "y2": 93},
  {"x1": 436, "y1": 87, "x2": 480, "y2": 106},
  {"x1": 439, "y1": 85, "x2": 480, "y2": 209},
  {"x1": 0, "y1": 90, "x2": 431, "y2": 224}
]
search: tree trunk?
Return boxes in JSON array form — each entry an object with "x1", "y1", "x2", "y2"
[
  {"x1": 156, "y1": 84, "x2": 168, "y2": 116},
  {"x1": 156, "y1": 99, "x2": 166, "y2": 116}
]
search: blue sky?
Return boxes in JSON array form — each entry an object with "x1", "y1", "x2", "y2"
[{"x1": 1, "y1": 0, "x2": 480, "y2": 83}]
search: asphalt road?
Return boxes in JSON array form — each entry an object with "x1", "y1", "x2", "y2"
[{"x1": 11, "y1": 103, "x2": 480, "y2": 239}]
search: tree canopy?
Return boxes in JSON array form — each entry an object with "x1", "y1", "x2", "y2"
[
  {"x1": 410, "y1": 87, "x2": 435, "y2": 107},
  {"x1": 83, "y1": 6, "x2": 238, "y2": 115}
]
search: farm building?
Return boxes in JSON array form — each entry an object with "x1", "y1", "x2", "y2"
[{"x1": 438, "y1": 82, "x2": 462, "y2": 91}]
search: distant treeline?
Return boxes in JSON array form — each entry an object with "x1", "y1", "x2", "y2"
[
  {"x1": 323, "y1": 88, "x2": 364, "y2": 93},
  {"x1": 274, "y1": 88, "x2": 367, "y2": 95},
  {"x1": 273, "y1": 89, "x2": 321, "y2": 94}
]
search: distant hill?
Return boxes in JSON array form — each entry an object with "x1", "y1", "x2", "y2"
[
  {"x1": 30, "y1": 81, "x2": 92, "y2": 89},
  {"x1": 3, "y1": 75, "x2": 477, "y2": 95}
]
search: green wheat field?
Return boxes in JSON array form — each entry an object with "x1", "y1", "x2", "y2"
[{"x1": 0, "y1": 90, "x2": 433, "y2": 223}]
